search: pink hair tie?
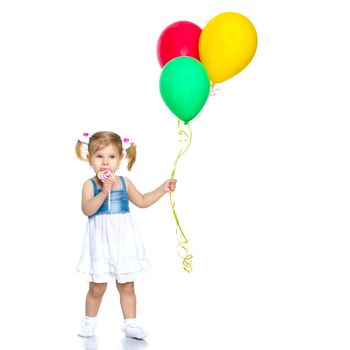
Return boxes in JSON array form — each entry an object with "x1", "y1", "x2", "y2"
[
  {"x1": 122, "y1": 137, "x2": 132, "y2": 150},
  {"x1": 78, "y1": 132, "x2": 91, "y2": 145}
]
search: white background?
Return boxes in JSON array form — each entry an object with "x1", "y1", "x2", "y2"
[{"x1": 0, "y1": 1, "x2": 349, "y2": 349}]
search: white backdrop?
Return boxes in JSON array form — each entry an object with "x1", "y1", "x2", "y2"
[{"x1": 1, "y1": 1, "x2": 349, "y2": 349}]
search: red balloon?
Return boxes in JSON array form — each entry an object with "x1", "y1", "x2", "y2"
[{"x1": 157, "y1": 21, "x2": 202, "y2": 67}]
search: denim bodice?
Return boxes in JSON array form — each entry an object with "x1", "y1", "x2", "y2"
[{"x1": 89, "y1": 176, "x2": 130, "y2": 218}]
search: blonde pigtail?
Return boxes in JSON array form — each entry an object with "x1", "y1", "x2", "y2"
[
  {"x1": 75, "y1": 140, "x2": 89, "y2": 162},
  {"x1": 125, "y1": 142, "x2": 136, "y2": 170}
]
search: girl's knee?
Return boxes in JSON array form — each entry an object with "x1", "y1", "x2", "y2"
[
  {"x1": 116, "y1": 281, "x2": 134, "y2": 295},
  {"x1": 89, "y1": 282, "x2": 107, "y2": 298}
]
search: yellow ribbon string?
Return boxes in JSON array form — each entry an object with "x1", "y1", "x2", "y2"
[
  {"x1": 209, "y1": 82, "x2": 219, "y2": 96},
  {"x1": 169, "y1": 120, "x2": 193, "y2": 272}
]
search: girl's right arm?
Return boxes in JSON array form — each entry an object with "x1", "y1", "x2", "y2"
[{"x1": 81, "y1": 179, "x2": 108, "y2": 216}]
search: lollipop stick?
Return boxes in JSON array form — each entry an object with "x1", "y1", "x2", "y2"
[{"x1": 97, "y1": 169, "x2": 113, "y2": 211}]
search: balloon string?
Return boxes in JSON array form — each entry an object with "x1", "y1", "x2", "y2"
[
  {"x1": 210, "y1": 83, "x2": 220, "y2": 96},
  {"x1": 169, "y1": 120, "x2": 193, "y2": 272}
]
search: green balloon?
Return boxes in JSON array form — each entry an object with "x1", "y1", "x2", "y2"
[{"x1": 159, "y1": 56, "x2": 210, "y2": 123}]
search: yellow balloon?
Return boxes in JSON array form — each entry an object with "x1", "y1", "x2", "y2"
[{"x1": 199, "y1": 12, "x2": 258, "y2": 83}]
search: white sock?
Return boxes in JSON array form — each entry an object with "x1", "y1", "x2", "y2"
[
  {"x1": 122, "y1": 318, "x2": 149, "y2": 339},
  {"x1": 78, "y1": 315, "x2": 97, "y2": 337},
  {"x1": 123, "y1": 318, "x2": 137, "y2": 325},
  {"x1": 84, "y1": 316, "x2": 97, "y2": 322}
]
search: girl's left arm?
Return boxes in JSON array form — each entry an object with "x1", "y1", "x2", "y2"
[{"x1": 125, "y1": 177, "x2": 177, "y2": 208}]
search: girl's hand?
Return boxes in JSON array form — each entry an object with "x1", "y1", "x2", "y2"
[
  {"x1": 102, "y1": 177, "x2": 114, "y2": 194},
  {"x1": 164, "y1": 179, "x2": 177, "y2": 193}
]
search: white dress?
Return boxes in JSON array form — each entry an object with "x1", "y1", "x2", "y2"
[{"x1": 76, "y1": 177, "x2": 150, "y2": 283}]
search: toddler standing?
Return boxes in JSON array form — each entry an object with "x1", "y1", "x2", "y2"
[{"x1": 75, "y1": 131, "x2": 176, "y2": 339}]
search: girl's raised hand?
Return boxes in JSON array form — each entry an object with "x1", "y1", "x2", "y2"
[
  {"x1": 102, "y1": 177, "x2": 114, "y2": 194},
  {"x1": 164, "y1": 179, "x2": 177, "y2": 193}
]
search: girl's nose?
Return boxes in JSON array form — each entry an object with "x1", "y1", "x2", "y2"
[{"x1": 103, "y1": 157, "x2": 109, "y2": 164}]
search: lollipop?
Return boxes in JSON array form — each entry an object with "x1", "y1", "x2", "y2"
[
  {"x1": 98, "y1": 168, "x2": 113, "y2": 182},
  {"x1": 97, "y1": 168, "x2": 114, "y2": 210}
]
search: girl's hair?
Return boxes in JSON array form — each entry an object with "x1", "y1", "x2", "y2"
[{"x1": 75, "y1": 131, "x2": 136, "y2": 171}]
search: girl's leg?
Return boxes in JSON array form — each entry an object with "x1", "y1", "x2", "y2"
[
  {"x1": 117, "y1": 281, "x2": 149, "y2": 339},
  {"x1": 85, "y1": 282, "x2": 107, "y2": 317},
  {"x1": 116, "y1": 281, "x2": 136, "y2": 319},
  {"x1": 117, "y1": 281, "x2": 148, "y2": 339},
  {"x1": 78, "y1": 282, "x2": 107, "y2": 337}
]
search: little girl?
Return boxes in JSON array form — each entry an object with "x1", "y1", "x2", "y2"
[{"x1": 75, "y1": 131, "x2": 176, "y2": 339}]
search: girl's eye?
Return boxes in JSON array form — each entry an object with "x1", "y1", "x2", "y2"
[
  {"x1": 110, "y1": 155, "x2": 116, "y2": 159},
  {"x1": 96, "y1": 155, "x2": 102, "y2": 158}
]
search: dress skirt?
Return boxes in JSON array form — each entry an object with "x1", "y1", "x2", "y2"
[{"x1": 76, "y1": 212, "x2": 150, "y2": 283}]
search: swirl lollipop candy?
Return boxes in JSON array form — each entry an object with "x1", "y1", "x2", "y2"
[
  {"x1": 97, "y1": 168, "x2": 114, "y2": 210},
  {"x1": 98, "y1": 168, "x2": 113, "y2": 182}
]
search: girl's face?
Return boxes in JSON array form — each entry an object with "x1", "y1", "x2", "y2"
[{"x1": 89, "y1": 144, "x2": 122, "y2": 174}]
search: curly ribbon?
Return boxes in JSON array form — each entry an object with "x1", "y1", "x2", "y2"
[
  {"x1": 209, "y1": 83, "x2": 220, "y2": 96},
  {"x1": 169, "y1": 120, "x2": 193, "y2": 272}
]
